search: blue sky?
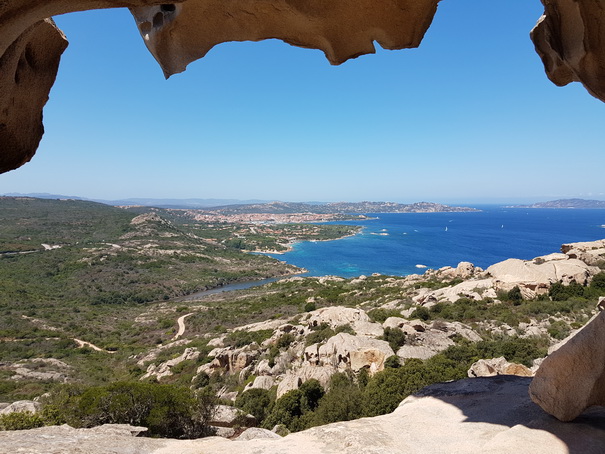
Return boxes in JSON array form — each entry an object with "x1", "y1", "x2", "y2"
[{"x1": 1, "y1": 0, "x2": 604, "y2": 204}]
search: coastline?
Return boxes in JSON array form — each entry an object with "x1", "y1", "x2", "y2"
[{"x1": 250, "y1": 227, "x2": 363, "y2": 255}]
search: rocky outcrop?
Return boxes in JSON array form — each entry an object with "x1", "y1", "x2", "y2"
[
  {"x1": 487, "y1": 252, "x2": 600, "y2": 299},
  {"x1": 468, "y1": 357, "x2": 533, "y2": 378},
  {"x1": 141, "y1": 347, "x2": 199, "y2": 380},
  {"x1": 315, "y1": 333, "x2": 394, "y2": 373},
  {"x1": 532, "y1": 0, "x2": 605, "y2": 102},
  {"x1": 397, "y1": 320, "x2": 480, "y2": 360},
  {"x1": 2, "y1": 376, "x2": 604, "y2": 453},
  {"x1": 276, "y1": 365, "x2": 336, "y2": 398},
  {"x1": 198, "y1": 344, "x2": 261, "y2": 376},
  {"x1": 304, "y1": 306, "x2": 383, "y2": 337},
  {"x1": 561, "y1": 239, "x2": 605, "y2": 266},
  {"x1": 529, "y1": 311, "x2": 605, "y2": 421}
]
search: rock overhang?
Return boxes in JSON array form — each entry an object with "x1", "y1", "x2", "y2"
[{"x1": 1, "y1": 0, "x2": 605, "y2": 173}]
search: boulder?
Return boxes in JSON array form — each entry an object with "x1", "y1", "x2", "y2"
[
  {"x1": 0, "y1": 400, "x2": 41, "y2": 415},
  {"x1": 210, "y1": 405, "x2": 256, "y2": 428},
  {"x1": 397, "y1": 321, "x2": 480, "y2": 360},
  {"x1": 236, "y1": 427, "x2": 281, "y2": 441},
  {"x1": 468, "y1": 357, "x2": 533, "y2": 378},
  {"x1": 198, "y1": 345, "x2": 260, "y2": 375},
  {"x1": 276, "y1": 365, "x2": 336, "y2": 398},
  {"x1": 317, "y1": 333, "x2": 394, "y2": 373},
  {"x1": 244, "y1": 375, "x2": 275, "y2": 391},
  {"x1": 529, "y1": 311, "x2": 605, "y2": 421},
  {"x1": 455, "y1": 261, "x2": 476, "y2": 279},
  {"x1": 304, "y1": 306, "x2": 382, "y2": 336},
  {"x1": 487, "y1": 254, "x2": 600, "y2": 299}
]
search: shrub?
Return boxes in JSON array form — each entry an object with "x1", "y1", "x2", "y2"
[
  {"x1": 367, "y1": 308, "x2": 402, "y2": 323},
  {"x1": 0, "y1": 411, "x2": 44, "y2": 431},
  {"x1": 42, "y1": 382, "x2": 216, "y2": 438},
  {"x1": 235, "y1": 388, "x2": 272, "y2": 424},
  {"x1": 380, "y1": 327, "x2": 406, "y2": 352},
  {"x1": 276, "y1": 333, "x2": 295, "y2": 349},
  {"x1": 312, "y1": 373, "x2": 364, "y2": 426},
  {"x1": 384, "y1": 355, "x2": 401, "y2": 369},
  {"x1": 507, "y1": 286, "x2": 523, "y2": 304},
  {"x1": 410, "y1": 306, "x2": 430, "y2": 321}
]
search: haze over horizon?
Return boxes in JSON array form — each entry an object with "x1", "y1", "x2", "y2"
[{"x1": 0, "y1": 1, "x2": 603, "y2": 203}]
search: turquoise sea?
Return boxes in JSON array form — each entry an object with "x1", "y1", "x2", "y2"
[{"x1": 268, "y1": 207, "x2": 605, "y2": 277}]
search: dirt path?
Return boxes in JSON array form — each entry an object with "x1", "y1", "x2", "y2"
[
  {"x1": 172, "y1": 313, "x2": 194, "y2": 341},
  {"x1": 73, "y1": 338, "x2": 114, "y2": 354}
]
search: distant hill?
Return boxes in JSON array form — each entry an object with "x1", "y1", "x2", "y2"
[
  {"x1": 515, "y1": 199, "x2": 605, "y2": 209},
  {"x1": 2, "y1": 193, "x2": 270, "y2": 209},
  {"x1": 206, "y1": 201, "x2": 479, "y2": 214}
]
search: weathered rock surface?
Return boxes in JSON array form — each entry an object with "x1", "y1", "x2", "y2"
[
  {"x1": 532, "y1": 0, "x2": 605, "y2": 102},
  {"x1": 487, "y1": 253, "x2": 599, "y2": 299},
  {"x1": 316, "y1": 333, "x2": 394, "y2": 373},
  {"x1": 210, "y1": 405, "x2": 256, "y2": 428},
  {"x1": 276, "y1": 365, "x2": 336, "y2": 398},
  {"x1": 562, "y1": 239, "x2": 605, "y2": 266},
  {"x1": 2, "y1": 376, "x2": 604, "y2": 453},
  {"x1": 141, "y1": 347, "x2": 199, "y2": 380},
  {"x1": 468, "y1": 357, "x2": 533, "y2": 378},
  {"x1": 304, "y1": 306, "x2": 383, "y2": 336},
  {"x1": 235, "y1": 427, "x2": 281, "y2": 441},
  {"x1": 529, "y1": 311, "x2": 605, "y2": 421},
  {"x1": 0, "y1": 400, "x2": 41, "y2": 415},
  {"x1": 0, "y1": 18, "x2": 67, "y2": 173},
  {"x1": 129, "y1": 0, "x2": 441, "y2": 77},
  {"x1": 397, "y1": 320, "x2": 480, "y2": 360}
]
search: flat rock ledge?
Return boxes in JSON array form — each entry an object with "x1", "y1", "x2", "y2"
[{"x1": 1, "y1": 376, "x2": 604, "y2": 454}]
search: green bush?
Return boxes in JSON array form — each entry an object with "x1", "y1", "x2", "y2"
[
  {"x1": 380, "y1": 327, "x2": 406, "y2": 352},
  {"x1": 410, "y1": 306, "x2": 430, "y2": 321},
  {"x1": 506, "y1": 286, "x2": 523, "y2": 304},
  {"x1": 311, "y1": 373, "x2": 364, "y2": 426},
  {"x1": 262, "y1": 379, "x2": 324, "y2": 432},
  {"x1": 236, "y1": 388, "x2": 272, "y2": 424},
  {"x1": 367, "y1": 308, "x2": 402, "y2": 323},
  {"x1": 0, "y1": 411, "x2": 44, "y2": 431},
  {"x1": 42, "y1": 382, "x2": 216, "y2": 438}
]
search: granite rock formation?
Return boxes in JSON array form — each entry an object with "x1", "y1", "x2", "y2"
[
  {"x1": 129, "y1": 0, "x2": 441, "y2": 77},
  {"x1": 529, "y1": 311, "x2": 605, "y2": 421},
  {"x1": 531, "y1": 0, "x2": 605, "y2": 101},
  {"x1": 0, "y1": 19, "x2": 67, "y2": 173}
]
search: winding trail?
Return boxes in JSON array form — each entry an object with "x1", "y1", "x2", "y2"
[
  {"x1": 73, "y1": 338, "x2": 115, "y2": 354},
  {"x1": 172, "y1": 313, "x2": 194, "y2": 341}
]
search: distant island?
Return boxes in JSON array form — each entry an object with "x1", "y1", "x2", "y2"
[
  {"x1": 513, "y1": 198, "x2": 605, "y2": 209},
  {"x1": 203, "y1": 201, "x2": 479, "y2": 215}
]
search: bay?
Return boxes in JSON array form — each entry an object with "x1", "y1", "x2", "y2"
[{"x1": 267, "y1": 206, "x2": 605, "y2": 277}]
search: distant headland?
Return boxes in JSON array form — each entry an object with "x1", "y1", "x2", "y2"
[{"x1": 512, "y1": 198, "x2": 605, "y2": 209}]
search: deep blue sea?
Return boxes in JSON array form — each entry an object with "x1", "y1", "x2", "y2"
[{"x1": 268, "y1": 207, "x2": 605, "y2": 277}]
